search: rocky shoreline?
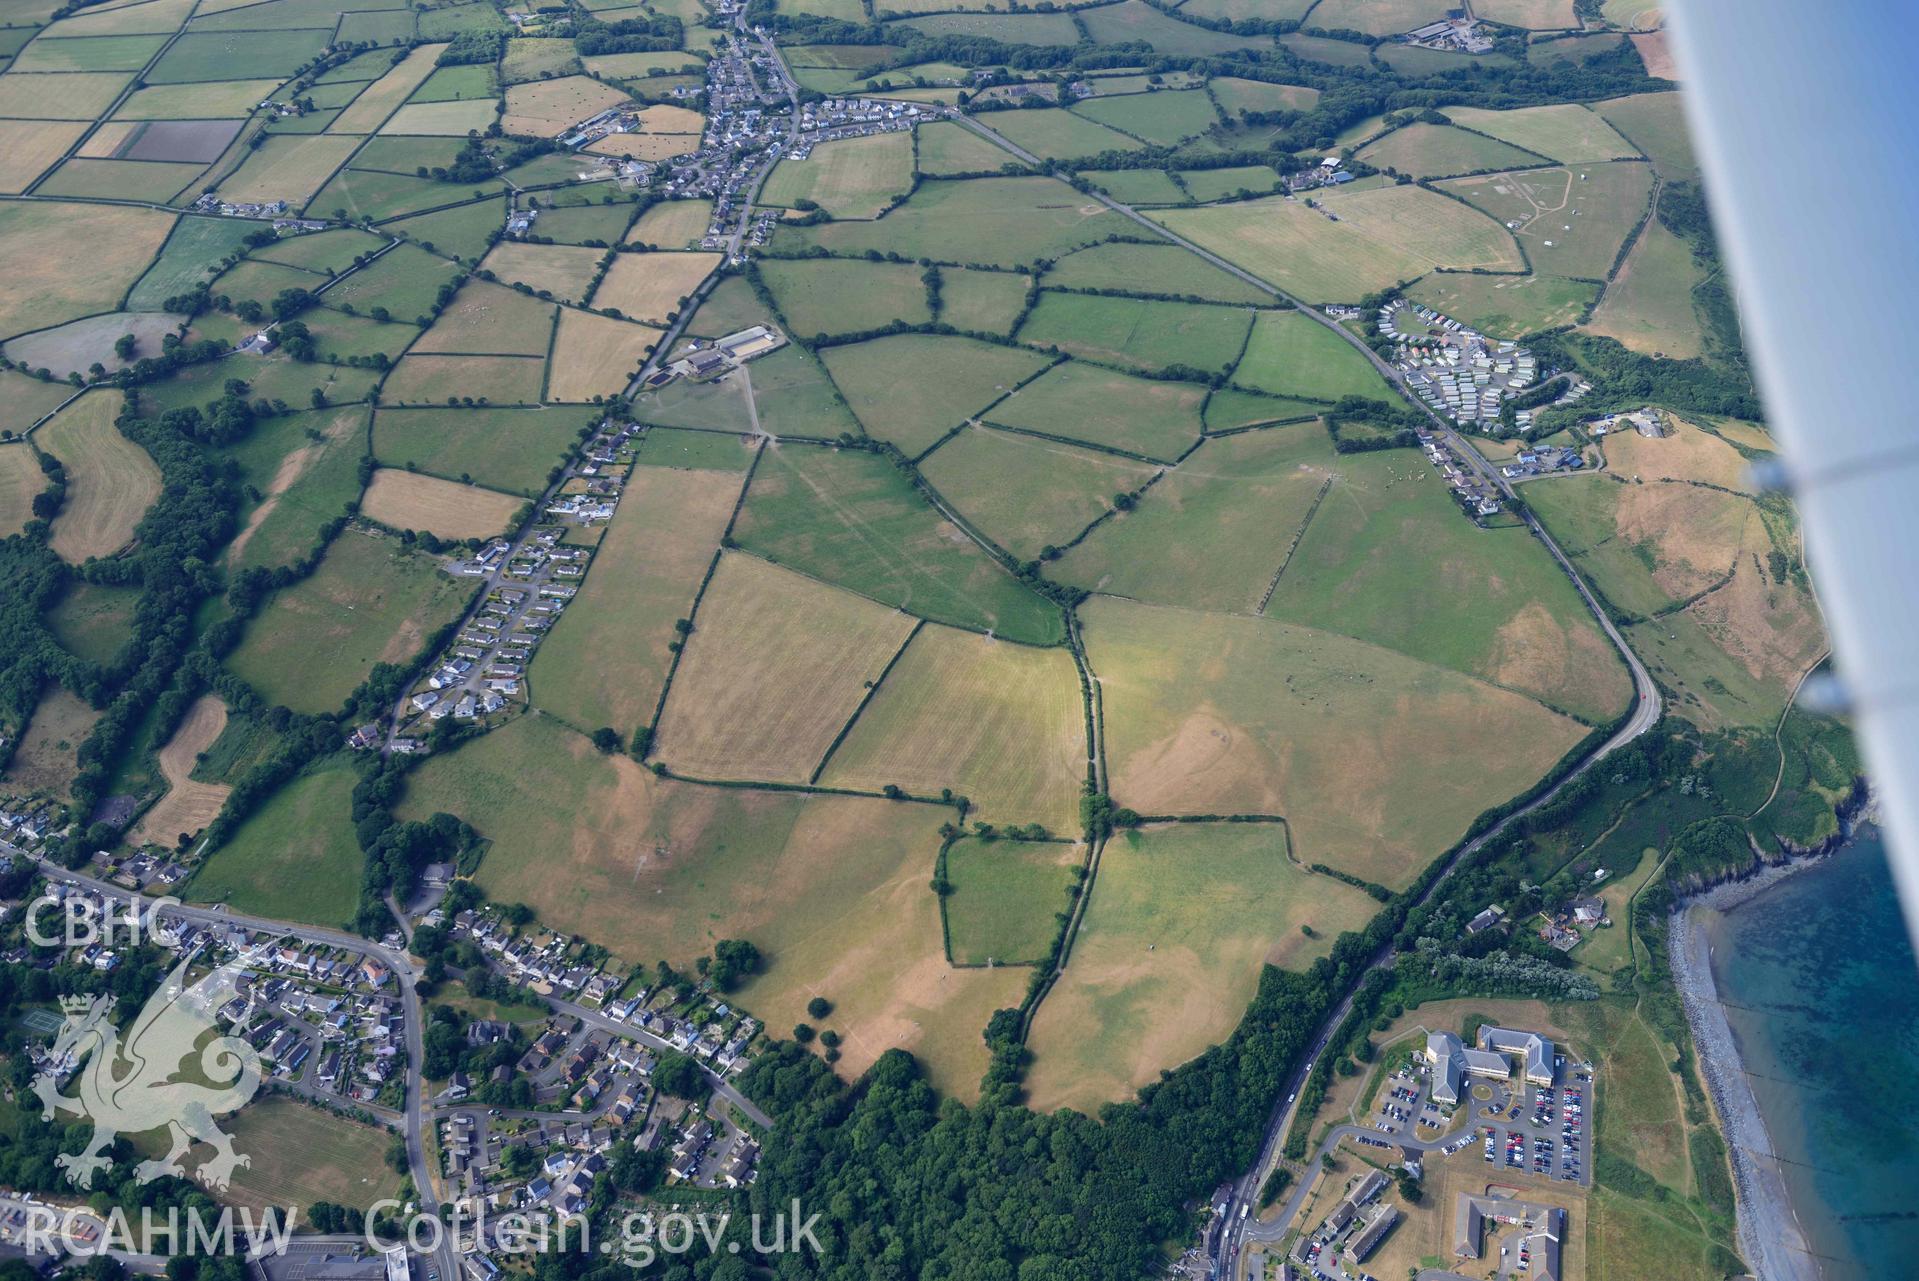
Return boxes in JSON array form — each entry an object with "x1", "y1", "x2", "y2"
[{"x1": 1666, "y1": 793, "x2": 1876, "y2": 1281}]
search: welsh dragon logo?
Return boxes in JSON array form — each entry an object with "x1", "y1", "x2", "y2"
[{"x1": 34, "y1": 949, "x2": 263, "y2": 1190}]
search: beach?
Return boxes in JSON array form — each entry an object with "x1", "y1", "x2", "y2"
[
  {"x1": 1669, "y1": 871, "x2": 1824, "y2": 1281},
  {"x1": 1670, "y1": 825, "x2": 1919, "y2": 1281}
]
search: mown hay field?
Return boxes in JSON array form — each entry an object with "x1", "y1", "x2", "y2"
[
  {"x1": 400, "y1": 715, "x2": 1023, "y2": 1098},
  {"x1": 1083, "y1": 596, "x2": 1586, "y2": 888},
  {"x1": 224, "y1": 530, "x2": 471, "y2": 714},
  {"x1": 216, "y1": 134, "x2": 360, "y2": 207},
  {"x1": 589, "y1": 250, "x2": 721, "y2": 324},
  {"x1": 478, "y1": 241, "x2": 605, "y2": 304},
  {"x1": 0, "y1": 119, "x2": 90, "y2": 192},
  {"x1": 652, "y1": 551, "x2": 919, "y2": 783},
  {"x1": 502, "y1": 74, "x2": 630, "y2": 136},
  {"x1": 761, "y1": 130, "x2": 913, "y2": 218},
  {"x1": 129, "y1": 695, "x2": 230, "y2": 847},
  {"x1": 1023, "y1": 822, "x2": 1381, "y2": 1111},
  {"x1": 359, "y1": 468, "x2": 522, "y2": 540},
  {"x1": 731, "y1": 440, "x2": 1066, "y2": 644},
  {"x1": 531, "y1": 462, "x2": 741, "y2": 735},
  {"x1": 0, "y1": 201, "x2": 174, "y2": 340},
  {"x1": 327, "y1": 43, "x2": 444, "y2": 131},
  {"x1": 820, "y1": 623, "x2": 1086, "y2": 830},
  {"x1": 0, "y1": 441, "x2": 45, "y2": 536},
  {"x1": 544, "y1": 308, "x2": 663, "y2": 402},
  {"x1": 382, "y1": 353, "x2": 546, "y2": 406},
  {"x1": 36, "y1": 391, "x2": 161, "y2": 563}
]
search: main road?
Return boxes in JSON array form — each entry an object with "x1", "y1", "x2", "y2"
[{"x1": 953, "y1": 114, "x2": 1663, "y2": 1278}]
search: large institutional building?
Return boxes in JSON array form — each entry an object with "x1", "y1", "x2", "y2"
[{"x1": 1424, "y1": 1024, "x2": 1556, "y2": 1105}]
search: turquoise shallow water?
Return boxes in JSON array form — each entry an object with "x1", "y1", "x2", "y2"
[{"x1": 1704, "y1": 833, "x2": 1919, "y2": 1281}]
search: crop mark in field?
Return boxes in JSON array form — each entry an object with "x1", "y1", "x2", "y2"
[{"x1": 1256, "y1": 475, "x2": 1335, "y2": 614}]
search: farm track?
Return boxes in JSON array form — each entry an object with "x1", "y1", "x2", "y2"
[{"x1": 956, "y1": 111, "x2": 1664, "y2": 1273}]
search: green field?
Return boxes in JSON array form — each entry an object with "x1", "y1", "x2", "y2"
[
  {"x1": 1594, "y1": 90, "x2": 1698, "y2": 181},
  {"x1": 986, "y1": 360, "x2": 1205, "y2": 460},
  {"x1": 1441, "y1": 160, "x2": 1654, "y2": 281},
  {"x1": 1202, "y1": 387, "x2": 1323, "y2": 431},
  {"x1": 759, "y1": 256, "x2": 931, "y2": 338},
  {"x1": 1206, "y1": 76, "x2": 1318, "y2": 117},
  {"x1": 1176, "y1": 164, "x2": 1282, "y2": 204},
  {"x1": 1264, "y1": 447, "x2": 1632, "y2": 724},
  {"x1": 187, "y1": 758, "x2": 364, "y2": 925},
  {"x1": 1081, "y1": 596, "x2": 1585, "y2": 888},
  {"x1": 313, "y1": 242, "x2": 461, "y2": 324},
  {"x1": 146, "y1": 28, "x2": 330, "y2": 82},
  {"x1": 731, "y1": 441, "x2": 1065, "y2": 644},
  {"x1": 786, "y1": 175, "x2": 1133, "y2": 269},
  {"x1": 47, "y1": 581, "x2": 138, "y2": 665},
  {"x1": 126, "y1": 216, "x2": 260, "y2": 310},
  {"x1": 1023, "y1": 821, "x2": 1380, "y2": 1111},
  {"x1": 1054, "y1": 423, "x2": 1332, "y2": 614},
  {"x1": 373, "y1": 405, "x2": 585, "y2": 495},
  {"x1": 891, "y1": 12, "x2": 1081, "y2": 44},
  {"x1": 982, "y1": 107, "x2": 1143, "y2": 162},
  {"x1": 532, "y1": 463, "x2": 740, "y2": 736},
  {"x1": 1018, "y1": 291, "x2": 1252, "y2": 376},
  {"x1": 1582, "y1": 214, "x2": 1705, "y2": 358},
  {"x1": 225, "y1": 530, "x2": 471, "y2": 714},
  {"x1": 1042, "y1": 240, "x2": 1271, "y2": 305},
  {"x1": 1404, "y1": 271, "x2": 1599, "y2": 339},
  {"x1": 942, "y1": 837, "x2": 1079, "y2": 965},
  {"x1": 1073, "y1": 88, "x2": 1219, "y2": 146},
  {"x1": 1086, "y1": 169, "x2": 1188, "y2": 207},
  {"x1": 913, "y1": 118, "x2": 1016, "y2": 176},
  {"x1": 1077, "y1": 0, "x2": 1269, "y2": 55},
  {"x1": 1357, "y1": 122, "x2": 1549, "y2": 178},
  {"x1": 936, "y1": 267, "x2": 1030, "y2": 334},
  {"x1": 920, "y1": 424, "x2": 1159, "y2": 561},
  {"x1": 1230, "y1": 310, "x2": 1393, "y2": 402},
  {"x1": 817, "y1": 333, "x2": 1052, "y2": 455},
  {"x1": 221, "y1": 404, "x2": 369, "y2": 573},
  {"x1": 1444, "y1": 103, "x2": 1642, "y2": 164},
  {"x1": 820, "y1": 622, "x2": 1085, "y2": 828},
  {"x1": 209, "y1": 1099, "x2": 406, "y2": 1217},
  {"x1": 762, "y1": 130, "x2": 914, "y2": 218}
]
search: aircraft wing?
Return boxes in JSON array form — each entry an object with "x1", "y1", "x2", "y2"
[{"x1": 1667, "y1": 1, "x2": 1919, "y2": 932}]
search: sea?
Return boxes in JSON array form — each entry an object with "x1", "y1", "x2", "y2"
[{"x1": 1702, "y1": 831, "x2": 1919, "y2": 1281}]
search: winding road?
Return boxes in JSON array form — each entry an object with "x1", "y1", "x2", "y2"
[{"x1": 951, "y1": 114, "x2": 1665, "y2": 1278}]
